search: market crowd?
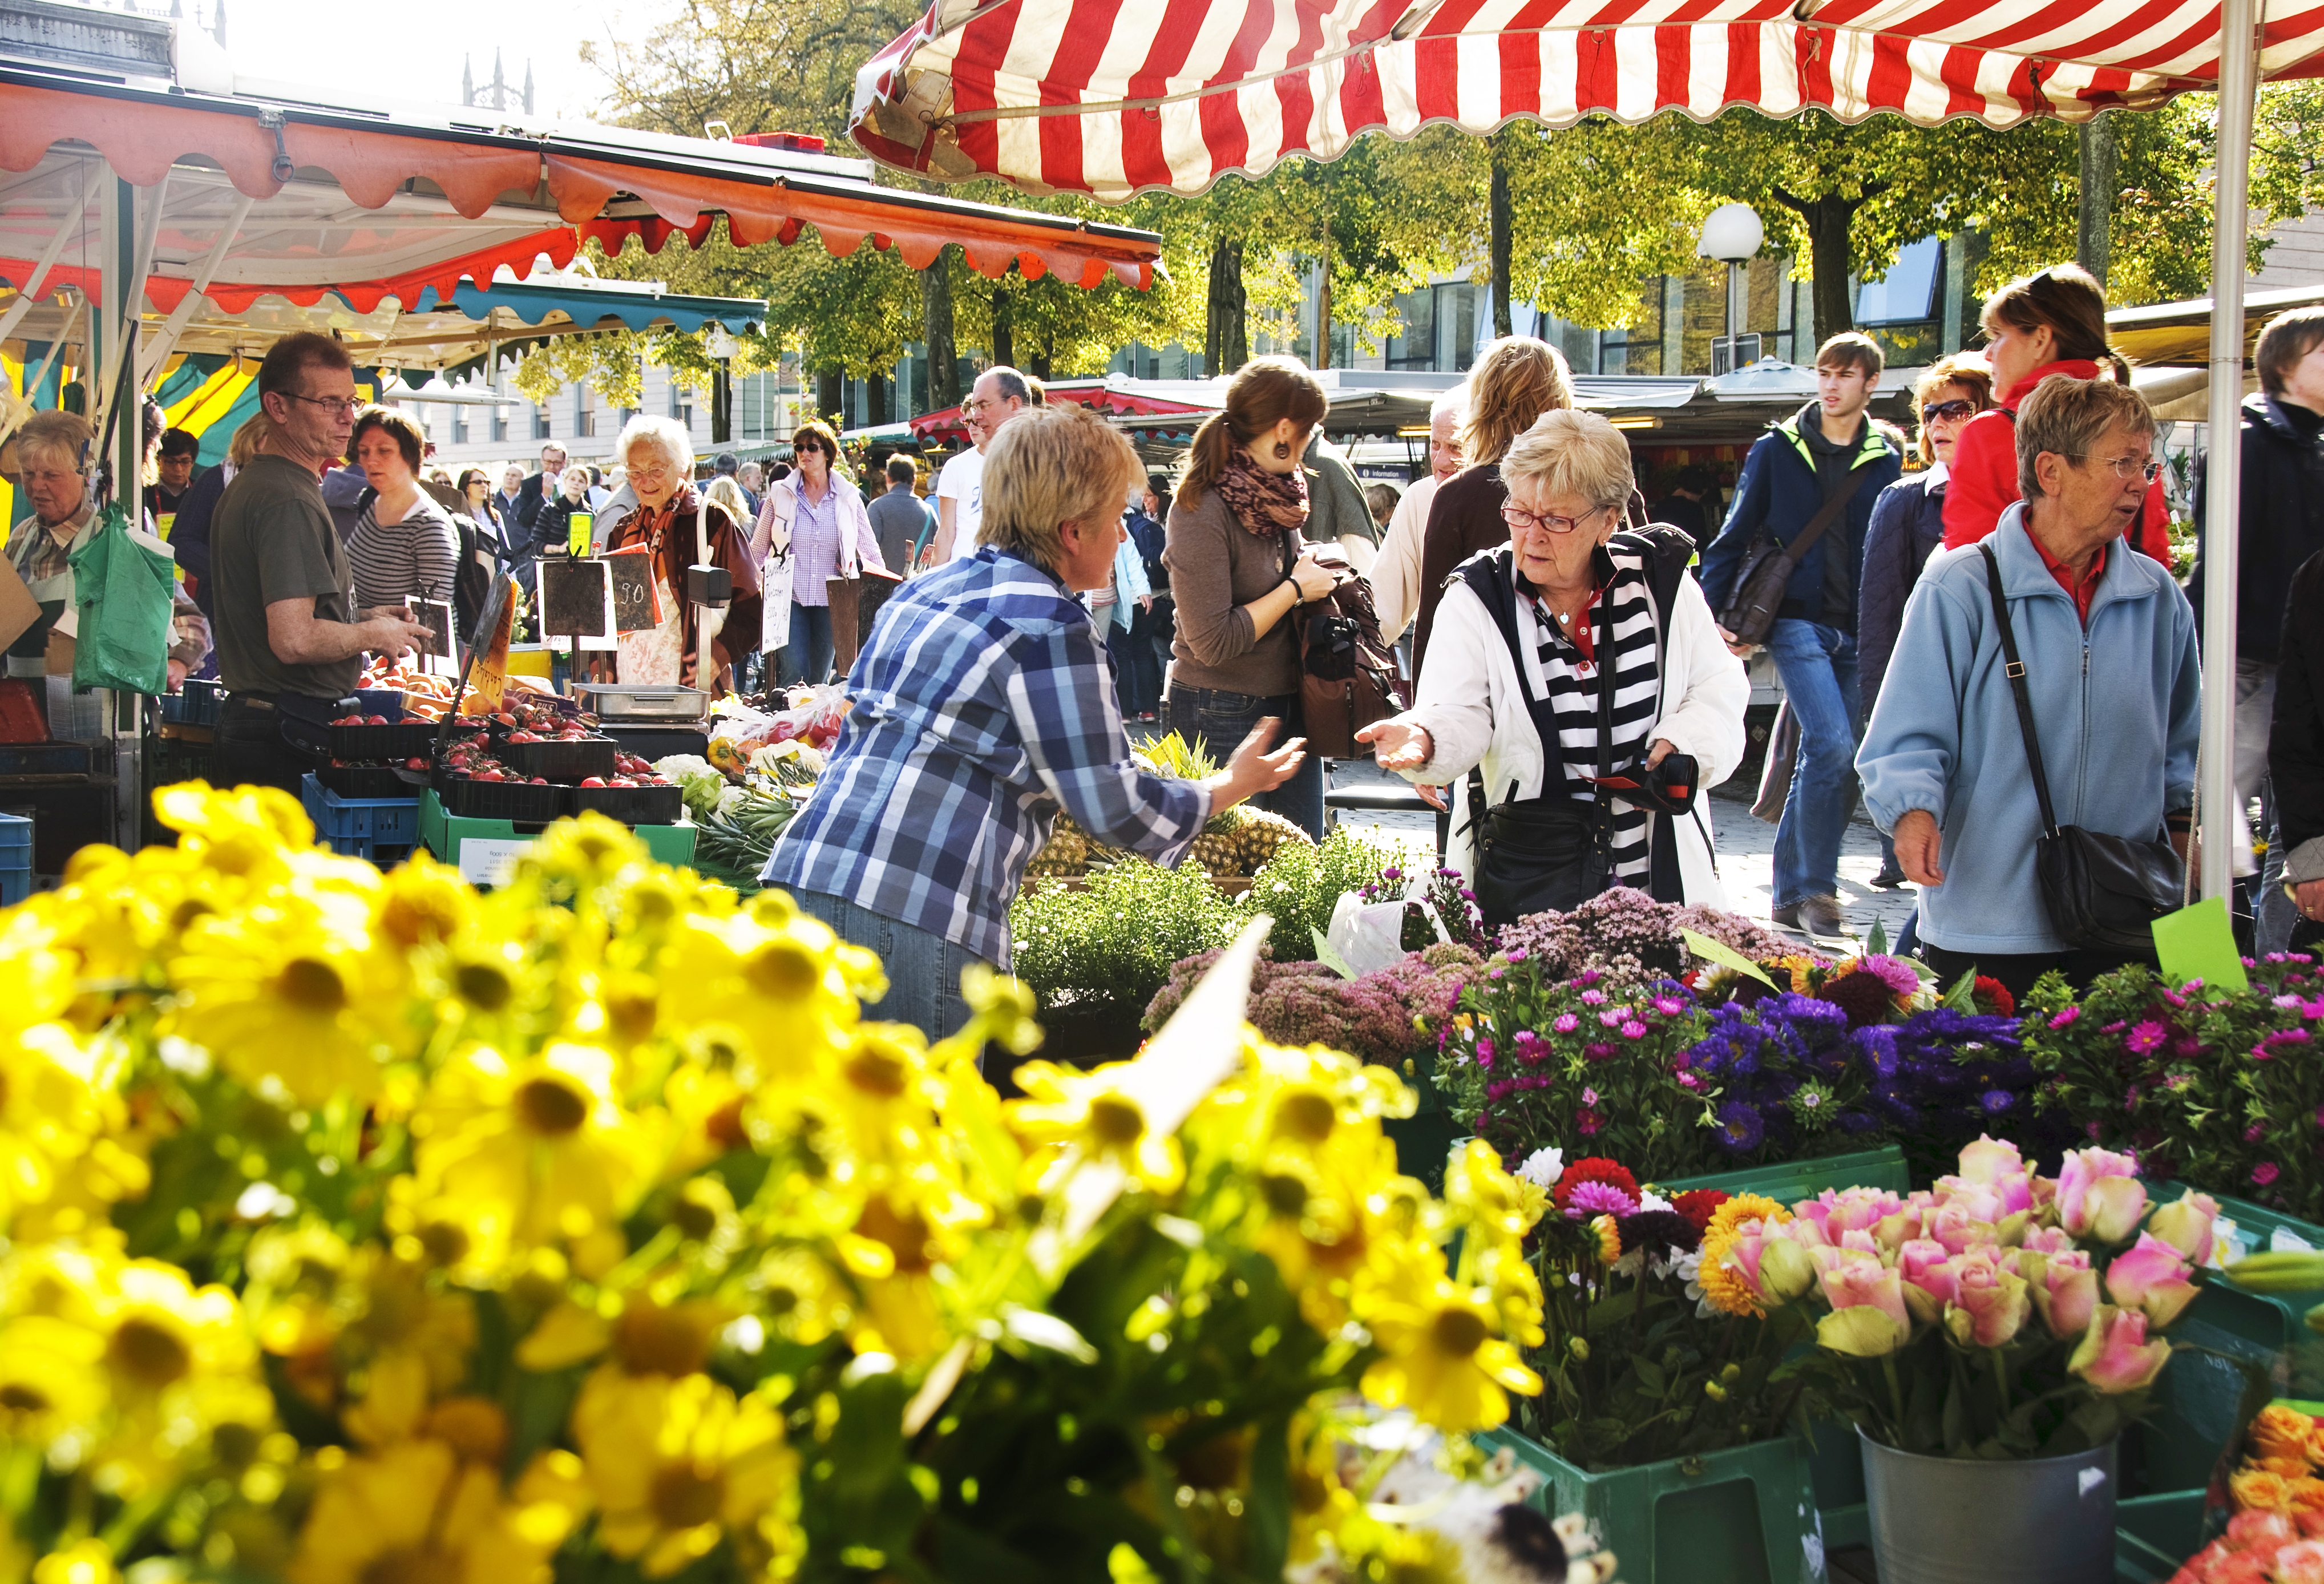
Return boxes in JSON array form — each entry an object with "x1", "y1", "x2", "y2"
[{"x1": 9, "y1": 266, "x2": 2324, "y2": 1046}]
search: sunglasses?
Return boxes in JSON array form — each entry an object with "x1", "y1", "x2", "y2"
[{"x1": 1921, "y1": 399, "x2": 1978, "y2": 423}]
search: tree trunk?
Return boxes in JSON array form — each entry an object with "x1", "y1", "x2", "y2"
[
  {"x1": 921, "y1": 251, "x2": 959, "y2": 410},
  {"x1": 868, "y1": 373, "x2": 891, "y2": 427},
  {"x1": 1206, "y1": 239, "x2": 1247, "y2": 376},
  {"x1": 991, "y1": 284, "x2": 1015, "y2": 371},
  {"x1": 1313, "y1": 261, "x2": 1333, "y2": 369},
  {"x1": 2077, "y1": 112, "x2": 2120, "y2": 288},
  {"x1": 1030, "y1": 342, "x2": 1053, "y2": 381},
  {"x1": 1490, "y1": 141, "x2": 1514, "y2": 339},
  {"x1": 815, "y1": 366, "x2": 844, "y2": 425},
  {"x1": 1802, "y1": 195, "x2": 1858, "y2": 346},
  {"x1": 710, "y1": 363, "x2": 733, "y2": 444}
]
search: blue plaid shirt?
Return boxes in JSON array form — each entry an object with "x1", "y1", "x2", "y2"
[{"x1": 762, "y1": 547, "x2": 1211, "y2": 965}]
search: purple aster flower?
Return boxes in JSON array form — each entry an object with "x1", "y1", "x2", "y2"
[
  {"x1": 1552, "y1": 1013, "x2": 1580, "y2": 1034},
  {"x1": 2125, "y1": 1020, "x2": 2167, "y2": 1055},
  {"x1": 1715, "y1": 1100, "x2": 1765, "y2": 1153},
  {"x1": 1981, "y1": 1090, "x2": 2016, "y2": 1113},
  {"x1": 1565, "y1": 1179, "x2": 1638, "y2": 1219}
]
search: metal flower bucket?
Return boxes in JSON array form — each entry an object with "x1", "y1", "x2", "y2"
[{"x1": 1859, "y1": 1429, "x2": 2117, "y2": 1584}]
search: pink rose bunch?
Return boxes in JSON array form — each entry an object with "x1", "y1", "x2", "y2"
[{"x1": 2171, "y1": 1510, "x2": 2324, "y2": 1584}]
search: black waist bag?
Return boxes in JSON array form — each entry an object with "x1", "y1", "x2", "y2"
[
  {"x1": 1979, "y1": 545, "x2": 2180, "y2": 956},
  {"x1": 1474, "y1": 793, "x2": 1612, "y2": 927}
]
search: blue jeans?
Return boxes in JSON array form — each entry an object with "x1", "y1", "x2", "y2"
[
  {"x1": 779, "y1": 604, "x2": 836, "y2": 687},
  {"x1": 1114, "y1": 607, "x2": 1163, "y2": 718},
  {"x1": 790, "y1": 890, "x2": 987, "y2": 1051},
  {"x1": 1767, "y1": 618, "x2": 1861, "y2": 908},
  {"x1": 1163, "y1": 681, "x2": 1325, "y2": 840}
]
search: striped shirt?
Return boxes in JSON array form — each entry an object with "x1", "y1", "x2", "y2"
[
  {"x1": 348, "y1": 492, "x2": 460, "y2": 613},
  {"x1": 1531, "y1": 549, "x2": 1659, "y2": 882},
  {"x1": 762, "y1": 547, "x2": 1210, "y2": 965}
]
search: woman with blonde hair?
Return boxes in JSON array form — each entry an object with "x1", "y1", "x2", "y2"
[
  {"x1": 1412, "y1": 336, "x2": 1576, "y2": 676},
  {"x1": 763, "y1": 401, "x2": 1301, "y2": 1043},
  {"x1": 1163, "y1": 355, "x2": 1340, "y2": 838},
  {"x1": 1361, "y1": 410, "x2": 1748, "y2": 921}
]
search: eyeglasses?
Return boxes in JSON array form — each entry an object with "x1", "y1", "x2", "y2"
[
  {"x1": 627, "y1": 462, "x2": 674, "y2": 483},
  {"x1": 1501, "y1": 502, "x2": 1609, "y2": 536},
  {"x1": 2070, "y1": 454, "x2": 2164, "y2": 484},
  {"x1": 1921, "y1": 399, "x2": 1978, "y2": 423},
  {"x1": 286, "y1": 393, "x2": 362, "y2": 418}
]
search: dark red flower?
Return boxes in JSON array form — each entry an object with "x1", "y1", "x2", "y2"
[
  {"x1": 1553, "y1": 1156, "x2": 1640, "y2": 1213},
  {"x1": 1973, "y1": 975, "x2": 2016, "y2": 1017},
  {"x1": 1671, "y1": 1189, "x2": 1729, "y2": 1233},
  {"x1": 1817, "y1": 968, "x2": 1900, "y2": 1029}
]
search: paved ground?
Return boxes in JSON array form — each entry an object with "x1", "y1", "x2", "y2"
[{"x1": 1322, "y1": 757, "x2": 1922, "y2": 952}]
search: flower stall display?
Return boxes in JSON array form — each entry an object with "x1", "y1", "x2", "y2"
[
  {"x1": 2228, "y1": 1405, "x2": 2324, "y2": 1520},
  {"x1": 2026, "y1": 957, "x2": 2324, "y2": 1220},
  {"x1": 1493, "y1": 888, "x2": 1787, "y2": 992},
  {"x1": 1145, "y1": 945, "x2": 1482, "y2": 1069},
  {"x1": 1506, "y1": 1150, "x2": 1816, "y2": 1470},
  {"x1": 0, "y1": 784, "x2": 1559, "y2": 1584},
  {"x1": 1699, "y1": 1138, "x2": 2210, "y2": 1584}
]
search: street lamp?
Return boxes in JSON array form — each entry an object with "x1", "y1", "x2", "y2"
[{"x1": 1697, "y1": 204, "x2": 1764, "y2": 375}]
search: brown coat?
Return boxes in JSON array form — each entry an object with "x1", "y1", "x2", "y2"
[
  {"x1": 1163, "y1": 486, "x2": 1307, "y2": 699},
  {"x1": 1412, "y1": 462, "x2": 1509, "y2": 680},
  {"x1": 604, "y1": 483, "x2": 763, "y2": 688}
]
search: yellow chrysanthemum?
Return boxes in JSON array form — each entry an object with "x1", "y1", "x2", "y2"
[
  {"x1": 660, "y1": 908, "x2": 866, "y2": 1083},
  {"x1": 1358, "y1": 1274, "x2": 1542, "y2": 1433},
  {"x1": 411, "y1": 1043, "x2": 664, "y2": 1274},
  {"x1": 837, "y1": 1190, "x2": 975, "y2": 1361},
  {"x1": 1697, "y1": 1194, "x2": 1794, "y2": 1319},
  {"x1": 0, "y1": 1021, "x2": 146, "y2": 1238},
  {"x1": 30, "y1": 1539, "x2": 121, "y2": 1584},
  {"x1": 1010, "y1": 1058, "x2": 1185, "y2": 1197},
  {"x1": 572, "y1": 1372, "x2": 799, "y2": 1579},
  {"x1": 289, "y1": 1436, "x2": 579, "y2": 1584},
  {"x1": 1441, "y1": 1138, "x2": 1543, "y2": 1255}
]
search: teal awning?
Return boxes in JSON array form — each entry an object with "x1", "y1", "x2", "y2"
[{"x1": 399, "y1": 280, "x2": 763, "y2": 335}]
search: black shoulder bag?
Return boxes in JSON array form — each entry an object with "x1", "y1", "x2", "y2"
[
  {"x1": 1458, "y1": 554, "x2": 1616, "y2": 928},
  {"x1": 1717, "y1": 462, "x2": 1879, "y2": 646},
  {"x1": 1977, "y1": 544, "x2": 2181, "y2": 957}
]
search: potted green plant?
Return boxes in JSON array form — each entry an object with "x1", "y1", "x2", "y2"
[{"x1": 1704, "y1": 1136, "x2": 2213, "y2": 1584}]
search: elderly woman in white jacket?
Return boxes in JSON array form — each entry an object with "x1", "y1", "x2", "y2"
[{"x1": 1357, "y1": 409, "x2": 1749, "y2": 919}]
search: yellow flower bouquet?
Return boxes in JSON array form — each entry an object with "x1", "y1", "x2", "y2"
[{"x1": 0, "y1": 785, "x2": 1549, "y2": 1584}]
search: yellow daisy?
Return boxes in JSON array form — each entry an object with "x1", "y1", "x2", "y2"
[
  {"x1": 1359, "y1": 1276, "x2": 1542, "y2": 1434},
  {"x1": 289, "y1": 1436, "x2": 577, "y2": 1584},
  {"x1": 573, "y1": 1372, "x2": 798, "y2": 1578}
]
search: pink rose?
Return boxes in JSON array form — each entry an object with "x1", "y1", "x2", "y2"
[
  {"x1": 2147, "y1": 1189, "x2": 2221, "y2": 1265},
  {"x1": 1956, "y1": 1134, "x2": 2026, "y2": 1185},
  {"x1": 2019, "y1": 1225, "x2": 2076, "y2": 1256},
  {"x1": 2055, "y1": 1147, "x2": 2147, "y2": 1244},
  {"x1": 1926, "y1": 1202, "x2": 1998, "y2": 1256},
  {"x1": 2276, "y1": 1541, "x2": 2324, "y2": 1584},
  {"x1": 2103, "y1": 1231, "x2": 2198, "y2": 1328},
  {"x1": 1793, "y1": 1187, "x2": 1909, "y2": 1249},
  {"x1": 2067, "y1": 1304, "x2": 2172, "y2": 1394},
  {"x1": 1723, "y1": 1219, "x2": 1816, "y2": 1307},
  {"x1": 1818, "y1": 1248, "x2": 1912, "y2": 1334},
  {"x1": 1947, "y1": 1249, "x2": 2031, "y2": 1346},
  {"x1": 2024, "y1": 1249, "x2": 2100, "y2": 1338},
  {"x1": 1897, "y1": 1239, "x2": 1959, "y2": 1323}
]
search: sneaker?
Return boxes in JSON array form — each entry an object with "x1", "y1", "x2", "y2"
[
  {"x1": 1771, "y1": 894, "x2": 1848, "y2": 939},
  {"x1": 1871, "y1": 864, "x2": 1909, "y2": 891}
]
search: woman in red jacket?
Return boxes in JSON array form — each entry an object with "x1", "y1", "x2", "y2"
[{"x1": 1942, "y1": 263, "x2": 2173, "y2": 565}]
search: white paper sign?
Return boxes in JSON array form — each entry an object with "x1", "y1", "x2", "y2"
[{"x1": 455, "y1": 837, "x2": 534, "y2": 887}]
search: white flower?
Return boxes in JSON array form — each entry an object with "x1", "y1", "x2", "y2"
[
  {"x1": 1638, "y1": 1190, "x2": 1673, "y2": 1214},
  {"x1": 1610, "y1": 1249, "x2": 1645, "y2": 1280},
  {"x1": 1516, "y1": 1146, "x2": 1565, "y2": 1189}
]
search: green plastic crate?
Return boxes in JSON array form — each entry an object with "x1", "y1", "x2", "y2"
[
  {"x1": 2154, "y1": 1180, "x2": 2324, "y2": 1368},
  {"x1": 419, "y1": 791, "x2": 696, "y2": 888},
  {"x1": 1383, "y1": 1049, "x2": 1458, "y2": 1193},
  {"x1": 1658, "y1": 1144, "x2": 1911, "y2": 1203},
  {"x1": 1479, "y1": 1425, "x2": 1826, "y2": 1584}
]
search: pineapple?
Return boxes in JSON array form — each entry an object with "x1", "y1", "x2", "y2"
[
  {"x1": 1145, "y1": 729, "x2": 1315, "y2": 877},
  {"x1": 1029, "y1": 814, "x2": 1092, "y2": 876}
]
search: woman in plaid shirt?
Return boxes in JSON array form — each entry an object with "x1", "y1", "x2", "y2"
[{"x1": 763, "y1": 403, "x2": 1304, "y2": 1045}]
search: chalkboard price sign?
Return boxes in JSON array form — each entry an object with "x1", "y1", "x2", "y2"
[
  {"x1": 605, "y1": 545, "x2": 662, "y2": 633},
  {"x1": 540, "y1": 559, "x2": 612, "y2": 639}
]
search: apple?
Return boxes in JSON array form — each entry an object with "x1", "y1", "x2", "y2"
[
  {"x1": 405, "y1": 757, "x2": 429, "y2": 770},
  {"x1": 579, "y1": 776, "x2": 607, "y2": 788}
]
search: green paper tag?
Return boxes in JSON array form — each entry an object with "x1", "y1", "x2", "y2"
[
  {"x1": 1310, "y1": 927, "x2": 1357, "y2": 981},
  {"x1": 2152, "y1": 895, "x2": 2249, "y2": 994},
  {"x1": 1680, "y1": 927, "x2": 1777, "y2": 990}
]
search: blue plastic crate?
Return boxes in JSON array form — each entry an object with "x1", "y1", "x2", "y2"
[
  {"x1": 157, "y1": 680, "x2": 221, "y2": 726},
  {"x1": 300, "y1": 776, "x2": 421, "y2": 862},
  {"x1": 0, "y1": 811, "x2": 28, "y2": 904}
]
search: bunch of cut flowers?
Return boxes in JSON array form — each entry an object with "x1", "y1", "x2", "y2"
[
  {"x1": 1507, "y1": 1147, "x2": 1819, "y2": 1470},
  {"x1": 1145, "y1": 942, "x2": 1482, "y2": 1067},
  {"x1": 1698, "y1": 1136, "x2": 2215, "y2": 1458},
  {"x1": 2229, "y1": 1405, "x2": 2324, "y2": 1521},
  {"x1": 1356, "y1": 862, "x2": 1493, "y2": 956},
  {"x1": 1495, "y1": 887, "x2": 1787, "y2": 992},
  {"x1": 0, "y1": 784, "x2": 1554, "y2": 1584},
  {"x1": 2024, "y1": 955, "x2": 2324, "y2": 1219},
  {"x1": 1435, "y1": 958, "x2": 1712, "y2": 1177},
  {"x1": 2170, "y1": 1510, "x2": 2324, "y2": 1584}
]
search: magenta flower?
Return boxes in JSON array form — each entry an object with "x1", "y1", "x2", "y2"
[
  {"x1": 1581, "y1": 1087, "x2": 1599, "y2": 1108},
  {"x1": 1852, "y1": 955, "x2": 1924, "y2": 997},
  {"x1": 1580, "y1": 988, "x2": 1606, "y2": 1005},
  {"x1": 1577, "y1": 1109, "x2": 1603, "y2": 1137},
  {"x1": 2125, "y1": 1020, "x2": 2167, "y2": 1054},
  {"x1": 2050, "y1": 1006, "x2": 2081, "y2": 1029},
  {"x1": 2256, "y1": 1162, "x2": 2282, "y2": 1187},
  {"x1": 1654, "y1": 995, "x2": 1686, "y2": 1017},
  {"x1": 1598, "y1": 1009, "x2": 1626, "y2": 1028},
  {"x1": 2246, "y1": 1123, "x2": 2266, "y2": 1142},
  {"x1": 1565, "y1": 1179, "x2": 1638, "y2": 1219},
  {"x1": 1621, "y1": 1020, "x2": 1648, "y2": 1040},
  {"x1": 1552, "y1": 1012, "x2": 1579, "y2": 1033}
]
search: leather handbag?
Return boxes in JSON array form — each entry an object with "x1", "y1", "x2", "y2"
[
  {"x1": 1978, "y1": 545, "x2": 2181, "y2": 956},
  {"x1": 1285, "y1": 538, "x2": 1406, "y2": 757},
  {"x1": 1717, "y1": 464, "x2": 1880, "y2": 646}
]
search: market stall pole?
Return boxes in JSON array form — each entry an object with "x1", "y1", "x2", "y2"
[{"x1": 851, "y1": 0, "x2": 2324, "y2": 904}]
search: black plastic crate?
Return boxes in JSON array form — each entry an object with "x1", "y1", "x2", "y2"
[
  {"x1": 318, "y1": 762, "x2": 429, "y2": 800},
  {"x1": 329, "y1": 720, "x2": 442, "y2": 761},
  {"x1": 491, "y1": 731, "x2": 617, "y2": 783},
  {"x1": 565, "y1": 781, "x2": 685, "y2": 825},
  {"x1": 431, "y1": 766, "x2": 564, "y2": 823}
]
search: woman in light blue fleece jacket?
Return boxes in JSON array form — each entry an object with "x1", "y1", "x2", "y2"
[{"x1": 1857, "y1": 376, "x2": 2200, "y2": 998}]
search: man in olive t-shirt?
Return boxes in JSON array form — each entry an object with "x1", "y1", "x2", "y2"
[{"x1": 212, "y1": 333, "x2": 430, "y2": 795}]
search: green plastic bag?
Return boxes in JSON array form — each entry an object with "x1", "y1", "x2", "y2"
[{"x1": 68, "y1": 503, "x2": 175, "y2": 696}]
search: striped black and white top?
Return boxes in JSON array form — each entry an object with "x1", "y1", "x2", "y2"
[
  {"x1": 348, "y1": 494, "x2": 460, "y2": 614},
  {"x1": 1530, "y1": 549, "x2": 1659, "y2": 882}
]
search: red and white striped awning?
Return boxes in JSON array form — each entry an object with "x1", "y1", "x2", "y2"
[{"x1": 851, "y1": 0, "x2": 2324, "y2": 197}]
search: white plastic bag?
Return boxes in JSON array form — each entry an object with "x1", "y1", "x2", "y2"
[
  {"x1": 1325, "y1": 873, "x2": 1449, "y2": 978},
  {"x1": 760, "y1": 552, "x2": 793, "y2": 654}
]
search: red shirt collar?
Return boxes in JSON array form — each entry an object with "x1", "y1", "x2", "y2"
[{"x1": 2028, "y1": 527, "x2": 2107, "y2": 625}]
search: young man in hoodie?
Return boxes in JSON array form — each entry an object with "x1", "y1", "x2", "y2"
[{"x1": 1700, "y1": 332, "x2": 1904, "y2": 940}]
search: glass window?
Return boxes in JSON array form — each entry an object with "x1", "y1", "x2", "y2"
[{"x1": 1857, "y1": 236, "x2": 1943, "y2": 326}]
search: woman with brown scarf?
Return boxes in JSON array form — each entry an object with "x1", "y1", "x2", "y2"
[
  {"x1": 1163, "y1": 357, "x2": 1340, "y2": 838},
  {"x1": 603, "y1": 416, "x2": 763, "y2": 690}
]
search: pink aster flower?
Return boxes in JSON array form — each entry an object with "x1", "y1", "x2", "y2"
[
  {"x1": 1553, "y1": 1013, "x2": 1580, "y2": 1034},
  {"x1": 2256, "y1": 1162, "x2": 2282, "y2": 1187},
  {"x1": 1581, "y1": 1087, "x2": 1600, "y2": 1108},
  {"x1": 1565, "y1": 1180, "x2": 1638, "y2": 1219},
  {"x1": 1654, "y1": 995, "x2": 1686, "y2": 1017},
  {"x1": 2049, "y1": 1006, "x2": 2081, "y2": 1029},
  {"x1": 1581, "y1": 988, "x2": 1607, "y2": 1005},
  {"x1": 2125, "y1": 1021, "x2": 2167, "y2": 1055},
  {"x1": 1852, "y1": 955, "x2": 1923, "y2": 997}
]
